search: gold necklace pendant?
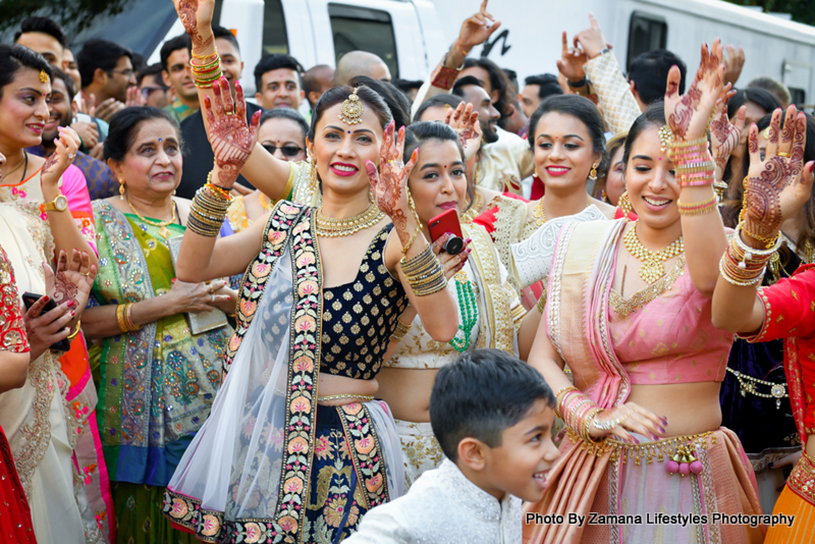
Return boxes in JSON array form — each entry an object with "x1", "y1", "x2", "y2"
[
  {"x1": 126, "y1": 195, "x2": 177, "y2": 240},
  {"x1": 623, "y1": 221, "x2": 684, "y2": 284},
  {"x1": 315, "y1": 202, "x2": 385, "y2": 237},
  {"x1": 533, "y1": 197, "x2": 547, "y2": 226}
]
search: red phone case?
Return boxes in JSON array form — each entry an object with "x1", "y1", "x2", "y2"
[{"x1": 427, "y1": 209, "x2": 463, "y2": 244}]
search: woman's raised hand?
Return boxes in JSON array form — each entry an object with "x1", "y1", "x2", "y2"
[
  {"x1": 365, "y1": 122, "x2": 419, "y2": 245},
  {"x1": 709, "y1": 85, "x2": 745, "y2": 177},
  {"x1": 205, "y1": 77, "x2": 261, "y2": 188},
  {"x1": 664, "y1": 40, "x2": 726, "y2": 141},
  {"x1": 743, "y1": 105, "x2": 815, "y2": 244},
  {"x1": 444, "y1": 102, "x2": 482, "y2": 162},
  {"x1": 172, "y1": 0, "x2": 215, "y2": 51},
  {"x1": 588, "y1": 402, "x2": 667, "y2": 444},
  {"x1": 41, "y1": 127, "x2": 79, "y2": 189}
]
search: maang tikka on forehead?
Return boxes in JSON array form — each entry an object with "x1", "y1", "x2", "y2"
[
  {"x1": 339, "y1": 87, "x2": 364, "y2": 125},
  {"x1": 658, "y1": 125, "x2": 675, "y2": 155},
  {"x1": 39, "y1": 70, "x2": 49, "y2": 84}
]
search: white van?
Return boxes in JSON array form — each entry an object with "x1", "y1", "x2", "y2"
[{"x1": 72, "y1": 0, "x2": 815, "y2": 106}]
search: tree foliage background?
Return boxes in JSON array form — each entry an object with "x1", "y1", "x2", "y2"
[
  {"x1": 0, "y1": 0, "x2": 128, "y2": 34},
  {"x1": 725, "y1": 1, "x2": 815, "y2": 27}
]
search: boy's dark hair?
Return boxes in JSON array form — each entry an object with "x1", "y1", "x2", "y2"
[
  {"x1": 51, "y1": 66, "x2": 75, "y2": 101},
  {"x1": 430, "y1": 349, "x2": 555, "y2": 462},
  {"x1": 413, "y1": 93, "x2": 464, "y2": 123},
  {"x1": 524, "y1": 73, "x2": 564, "y2": 100},
  {"x1": 628, "y1": 49, "x2": 686, "y2": 106},
  {"x1": 254, "y1": 53, "x2": 304, "y2": 93},
  {"x1": 77, "y1": 39, "x2": 132, "y2": 89},
  {"x1": 14, "y1": 16, "x2": 68, "y2": 48},
  {"x1": 160, "y1": 34, "x2": 192, "y2": 72},
  {"x1": 451, "y1": 75, "x2": 484, "y2": 98},
  {"x1": 212, "y1": 25, "x2": 240, "y2": 54}
]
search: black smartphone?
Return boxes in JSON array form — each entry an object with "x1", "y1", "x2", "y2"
[{"x1": 21, "y1": 292, "x2": 72, "y2": 352}]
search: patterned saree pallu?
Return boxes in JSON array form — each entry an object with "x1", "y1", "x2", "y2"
[{"x1": 163, "y1": 202, "x2": 400, "y2": 543}]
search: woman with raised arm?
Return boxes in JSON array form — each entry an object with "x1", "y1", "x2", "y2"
[
  {"x1": 163, "y1": 4, "x2": 457, "y2": 542},
  {"x1": 522, "y1": 41, "x2": 764, "y2": 544},
  {"x1": 710, "y1": 105, "x2": 815, "y2": 542},
  {"x1": 377, "y1": 122, "x2": 529, "y2": 488}
]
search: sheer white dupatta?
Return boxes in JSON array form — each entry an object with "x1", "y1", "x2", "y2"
[{"x1": 166, "y1": 249, "x2": 295, "y2": 538}]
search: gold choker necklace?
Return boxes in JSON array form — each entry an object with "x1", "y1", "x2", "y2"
[
  {"x1": 315, "y1": 202, "x2": 385, "y2": 237},
  {"x1": 126, "y1": 195, "x2": 177, "y2": 240},
  {"x1": 623, "y1": 221, "x2": 684, "y2": 283}
]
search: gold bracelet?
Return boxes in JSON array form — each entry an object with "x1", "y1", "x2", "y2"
[
  {"x1": 66, "y1": 319, "x2": 82, "y2": 341},
  {"x1": 116, "y1": 304, "x2": 128, "y2": 332},
  {"x1": 390, "y1": 319, "x2": 412, "y2": 342},
  {"x1": 124, "y1": 303, "x2": 140, "y2": 331},
  {"x1": 677, "y1": 194, "x2": 718, "y2": 216}
]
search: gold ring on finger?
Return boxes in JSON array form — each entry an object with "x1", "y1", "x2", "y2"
[
  {"x1": 778, "y1": 152, "x2": 791, "y2": 158},
  {"x1": 209, "y1": 284, "x2": 215, "y2": 294},
  {"x1": 80, "y1": 271, "x2": 90, "y2": 277}
]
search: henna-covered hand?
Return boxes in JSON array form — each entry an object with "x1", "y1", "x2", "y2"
[
  {"x1": 41, "y1": 126, "x2": 79, "y2": 188},
  {"x1": 365, "y1": 121, "x2": 419, "y2": 246},
  {"x1": 172, "y1": 0, "x2": 214, "y2": 51},
  {"x1": 664, "y1": 39, "x2": 725, "y2": 141},
  {"x1": 47, "y1": 249, "x2": 97, "y2": 311},
  {"x1": 709, "y1": 85, "x2": 745, "y2": 177},
  {"x1": 205, "y1": 77, "x2": 261, "y2": 188},
  {"x1": 456, "y1": 0, "x2": 502, "y2": 54},
  {"x1": 444, "y1": 102, "x2": 482, "y2": 161},
  {"x1": 743, "y1": 105, "x2": 815, "y2": 241}
]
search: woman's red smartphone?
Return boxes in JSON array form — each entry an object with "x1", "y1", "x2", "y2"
[
  {"x1": 428, "y1": 209, "x2": 464, "y2": 254},
  {"x1": 21, "y1": 292, "x2": 72, "y2": 352}
]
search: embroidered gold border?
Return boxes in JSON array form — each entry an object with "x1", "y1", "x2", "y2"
[{"x1": 608, "y1": 255, "x2": 686, "y2": 318}]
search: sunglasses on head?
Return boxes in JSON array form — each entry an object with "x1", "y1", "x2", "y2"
[{"x1": 262, "y1": 144, "x2": 303, "y2": 157}]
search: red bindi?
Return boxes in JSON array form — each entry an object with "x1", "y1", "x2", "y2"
[{"x1": 443, "y1": 165, "x2": 447, "y2": 168}]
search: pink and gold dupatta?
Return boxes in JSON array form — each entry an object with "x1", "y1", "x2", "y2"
[{"x1": 523, "y1": 219, "x2": 629, "y2": 544}]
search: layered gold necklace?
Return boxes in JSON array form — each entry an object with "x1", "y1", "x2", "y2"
[
  {"x1": 623, "y1": 221, "x2": 684, "y2": 283},
  {"x1": 126, "y1": 195, "x2": 178, "y2": 240},
  {"x1": 315, "y1": 202, "x2": 385, "y2": 237}
]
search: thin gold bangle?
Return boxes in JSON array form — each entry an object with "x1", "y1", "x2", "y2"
[{"x1": 66, "y1": 319, "x2": 82, "y2": 341}]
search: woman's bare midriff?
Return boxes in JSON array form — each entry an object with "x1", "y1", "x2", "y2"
[
  {"x1": 807, "y1": 436, "x2": 815, "y2": 460},
  {"x1": 627, "y1": 382, "x2": 722, "y2": 437},
  {"x1": 317, "y1": 374, "x2": 379, "y2": 407},
  {"x1": 376, "y1": 367, "x2": 439, "y2": 422}
]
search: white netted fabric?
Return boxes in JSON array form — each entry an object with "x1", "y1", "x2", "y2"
[{"x1": 168, "y1": 249, "x2": 294, "y2": 521}]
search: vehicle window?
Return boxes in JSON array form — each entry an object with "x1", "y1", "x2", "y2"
[
  {"x1": 789, "y1": 88, "x2": 806, "y2": 108},
  {"x1": 263, "y1": 0, "x2": 289, "y2": 54},
  {"x1": 627, "y1": 12, "x2": 667, "y2": 72},
  {"x1": 71, "y1": 0, "x2": 178, "y2": 57},
  {"x1": 328, "y1": 3, "x2": 398, "y2": 79}
]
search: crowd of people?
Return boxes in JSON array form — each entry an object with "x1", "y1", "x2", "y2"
[{"x1": 1, "y1": 0, "x2": 814, "y2": 542}]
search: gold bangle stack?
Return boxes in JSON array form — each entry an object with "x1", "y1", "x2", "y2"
[
  {"x1": 400, "y1": 245, "x2": 447, "y2": 297},
  {"x1": 390, "y1": 318, "x2": 412, "y2": 342},
  {"x1": 719, "y1": 223, "x2": 781, "y2": 287},
  {"x1": 677, "y1": 194, "x2": 718, "y2": 216},
  {"x1": 188, "y1": 179, "x2": 232, "y2": 237},
  {"x1": 189, "y1": 49, "x2": 221, "y2": 89},
  {"x1": 554, "y1": 385, "x2": 578, "y2": 419},
  {"x1": 116, "y1": 303, "x2": 140, "y2": 332}
]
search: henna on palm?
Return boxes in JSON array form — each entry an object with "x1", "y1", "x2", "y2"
[
  {"x1": 206, "y1": 85, "x2": 258, "y2": 186},
  {"x1": 710, "y1": 113, "x2": 739, "y2": 172},
  {"x1": 51, "y1": 252, "x2": 79, "y2": 306},
  {"x1": 41, "y1": 152, "x2": 60, "y2": 177}
]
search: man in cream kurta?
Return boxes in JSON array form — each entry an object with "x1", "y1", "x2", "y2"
[{"x1": 344, "y1": 459, "x2": 522, "y2": 544}]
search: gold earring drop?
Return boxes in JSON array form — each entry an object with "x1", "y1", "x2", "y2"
[
  {"x1": 119, "y1": 179, "x2": 126, "y2": 200},
  {"x1": 308, "y1": 158, "x2": 318, "y2": 193},
  {"x1": 589, "y1": 162, "x2": 599, "y2": 181}
]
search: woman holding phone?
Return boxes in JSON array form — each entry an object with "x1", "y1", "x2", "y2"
[{"x1": 377, "y1": 121, "x2": 532, "y2": 488}]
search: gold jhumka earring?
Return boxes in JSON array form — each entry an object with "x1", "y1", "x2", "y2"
[
  {"x1": 308, "y1": 158, "x2": 318, "y2": 193},
  {"x1": 618, "y1": 191, "x2": 633, "y2": 219},
  {"x1": 589, "y1": 162, "x2": 599, "y2": 181}
]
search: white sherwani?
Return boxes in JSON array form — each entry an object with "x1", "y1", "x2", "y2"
[{"x1": 344, "y1": 459, "x2": 522, "y2": 543}]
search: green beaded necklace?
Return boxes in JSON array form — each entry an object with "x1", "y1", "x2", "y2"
[{"x1": 449, "y1": 270, "x2": 479, "y2": 353}]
